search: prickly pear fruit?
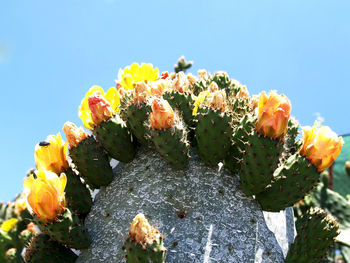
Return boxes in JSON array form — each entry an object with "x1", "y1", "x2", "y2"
[{"x1": 124, "y1": 214, "x2": 166, "y2": 263}]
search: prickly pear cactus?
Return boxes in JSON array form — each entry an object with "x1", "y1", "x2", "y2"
[{"x1": 77, "y1": 148, "x2": 295, "y2": 263}]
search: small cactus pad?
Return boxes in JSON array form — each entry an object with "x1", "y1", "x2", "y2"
[
  {"x1": 69, "y1": 135, "x2": 113, "y2": 189},
  {"x1": 63, "y1": 167, "x2": 92, "y2": 217},
  {"x1": 195, "y1": 108, "x2": 233, "y2": 167},
  {"x1": 93, "y1": 114, "x2": 136, "y2": 163},
  {"x1": 239, "y1": 126, "x2": 284, "y2": 196},
  {"x1": 34, "y1": 208, "x2": 90, "y2": 249},
  {"x1": 124, "y1": 214, "x2": 166, "y2": 263},
  {"x1": 149, "y1": 122, "x2": 190, "y2": 170},
  {"x1": 25, "y1": 233, "x2": 78, "y2": 263},
  {"x1": 256, "y1": 154, "x2": 320, "y2": 212},
  {"x1": 286, "y1": 207, "x2": 340, "y2": 263}
]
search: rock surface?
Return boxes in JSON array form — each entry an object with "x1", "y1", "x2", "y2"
[{"x1": 77, "y1": 148, "x2": 295, "y2": 263}]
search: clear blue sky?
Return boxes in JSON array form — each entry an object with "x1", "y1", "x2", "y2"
[{"x1": 1, "y1": 0, "x2": 349, "y2": 201}]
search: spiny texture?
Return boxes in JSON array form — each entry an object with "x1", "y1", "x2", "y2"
[
  {"x1": 34, "y1": 209, "x2": 90, "y2": 249},
  {"x1": 195, "y1": 108, "x2": 232, "y2": 167},
  {"x1": 286, "y1": 208, "x2": 339, "y2": 263},
  {"x1": 63, "y1": 168, "x2": 92, "y2": 217},
  {"x1": 225, "y1": 114, "x2": 255, "y2": 174},
  {"x1": 283, "y1": 118, "x2": 302, "y2": 160},
  {"x1": 124, "y1": 236, "x2": 166, "y2": 263},
  {"x1": 25, "y1": 233, "x2": 78, "y2": 263},
  {"x1": 94, "y1": 114, "x2": 135, "y2": 163},
  {"x1": 256, "y1": 154, "x2": 320, "y2": 212},
  {"x1": 239, "y1": 128, "x2": 284, "y2": 196},
  {"x1": 162, "y1": 91, "x2": 194, "y2": 128},
  {"x1": 149, "y1": 122, "x2": 190, "y2": 170},
  {"x1": 69, "y1": 136, "x2": 113, "y2": 189},
  {"x1": 124, "y1": 103, "x2": 153, "y2": 147}
]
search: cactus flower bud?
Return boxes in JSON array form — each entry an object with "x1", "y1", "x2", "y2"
[
  {"x1": 299, "y1": 123, "x2": 343, "y2": 172},
  {"x1": 149, "y1": 79, "x2": 170, "y2": 97},
  {"x1": 24, "y1": 170, "x2": 66, "y2": 223},
  {"x1": 88, "y1": 92, "x2": 115, "y2": 126},
  {"x1": 211, "y1": 90, "x2": 226, "y2": 112},
  {"x1": 149, "y1": 98, "x2": 175, "y2": 130},
  {"x1": 34, "y1": 133, "x2": 69, "y2": 175},
  {"x1": 255, "y1": 90, "x2": 291, "y2": 139},
  {"x1": 237, "y1": 85, "x2": 250, "y2": 99},
  {"x1": 129, "y1": 214, "x2": 158, "y2": 244},
  {"x1": 62, "y1": 122, "x2": 89, "y2": 149},
  {"x1": 26, "y1": 222, "x2": 37, "y2": 233},
  {"x1": 134, "y1": 81, "x2": 150, "y2": 104},
  {"x1": 172, "y1": 72, "x2": 189, "y2": 93}
]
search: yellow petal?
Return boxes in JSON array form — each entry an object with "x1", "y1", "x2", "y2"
[{"x1": 105, "y1": 87, "x2": 120, "y2": 112}]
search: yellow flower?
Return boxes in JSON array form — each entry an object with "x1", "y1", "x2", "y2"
[
  {"x1": 117, "y1": 63, "x2": 159, "y2": 90},
  {"x1": 24, "y1": 170, "x2": 67, "y2": 223},
  {"x1": 1, "y1": 218, "x2": 18, "y2": 232},
  {"x1": 149, "y1": 98, "x2": 175, "y2": 130},
  {"x1": 192, "y1": 90, "x2": 210, "y2": 116},
  {"x1": 299, "y1": 122, "x2": 343, "y2": 172},
  {"x1": 62, "y1": 121, "x2": 89, "y2": 149},
  {"x1": 255, "y1": 90, "x2": 291, "y2": 139},
  {"x1": 34, "y1": 133, "x2": 69, "y2": 175},
  {"x1": 78, "y1": 86, "x2": 120, "y2": 130}
]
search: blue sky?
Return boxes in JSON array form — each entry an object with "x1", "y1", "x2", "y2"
[{"x1": 1, "y1": 0, "x2": 349, "y2": 201}]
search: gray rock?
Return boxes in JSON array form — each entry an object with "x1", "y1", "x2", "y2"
[{"x1": 77, "y1": 148, "x2": 294, "y2": 263}]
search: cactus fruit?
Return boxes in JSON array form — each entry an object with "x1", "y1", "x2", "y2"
[
  {"x1": 63, "y1": 122, "x2": 113, "y2": 189},
  {"x1": 286, "y1": 207, "x2": 340, "y2": 263},
  {"x1": 63, "y1": 168, "x2": 92, "y2": 217},
  {"x1": 256, "y1": 154, "x2": 320, "y2": 211},
  {"x1": 87, "y1": 91, "x2": 136, "y2": 163},
  {"x1": 4, "y1": 248, "x2": 24, "y2": 263},
  {"x1": 34, "y1": 208, "x2": 90, "y2": 249},
  {"x1": 148, "y1": 98, "x2": 190, "y2": 170},
  {"x1": 123, "y1": 214, "x2": 166, "y2": 263},
  {"x1": 93, "y1": 114, "x2": 135, "y2": 162},
  {"x1": 25, "y1": 233, "x2": 78, "y2": 263},
  {"x1": 239, "y1": 128, "x2": 284, "y2": 196}
]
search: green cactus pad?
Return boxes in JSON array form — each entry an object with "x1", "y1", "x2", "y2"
[
  {"x1": 34, "y1": 208, "x2": 90, "y2": 249},
  {"x1": 195, "y1": 108, "x2": 233, "y2": 167},
  {"x1": 283, "y1": 117, "x2": 302, "y2": 160},
  {"x1": 124, "y1": 103, "x2": 153, "y2": 147},
  {"x1": 256, "y1": 154, "x2": 320, "y2": 212},
  {"x1": 239, "y1": 130, "x2": 283, "y2": 196},
  {"x1": 286, "y1": 207, "x2": 339, "y2": 263},
  {"x1": 0, "y1": 229, "x2": 15, "y2": 262},
  {"x1": 4, "y1": 248, "x2": 24, "y2": 263},
  {"x1": 191, "y1": 78, "x2": 210, "y2": 96},
  {"x1": 69, "y1": 135, "x2": 113, "y2": 189},
  {"x1": 93, "y1": 114, "x2": 136, "y2": 163},
  {"x1": 25, "y1": 233, "x2": 78, "y2": 263},
  {"x1": 124, "y1": 237, "x2": 166, "y2": 263},
  {"x1": 212, "y1": 72, "x2": 232, "y2": 91},
  {"x1": 225, "y1": 114, "x2": 255, "y2": 174},
  {"x1": 63, "y1": 168, "x2": 92, "y2": 217},
  {"x1": 163, "y1": 91, "x2": 194, "y2": 128},
  {"x1": 18, "y1": 229, "x2": 35, "y2": 248},
  {"x1": 149, "y1": 123, "x2": 190, "y2": 170}
]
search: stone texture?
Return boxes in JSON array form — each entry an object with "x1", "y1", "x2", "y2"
[{"x1": 77, "y1": 148, "x2": 295, "y2": 263}]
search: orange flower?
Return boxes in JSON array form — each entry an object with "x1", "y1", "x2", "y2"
[
  {"x1": 62, "y1": 121, "x2": 89, "y2": 149},
  {"x1": 88, "y1": 91, "x2": 115, "y2": 126},
  {"x1": 24, "y1": 170, "x2": 66, "y2": 223},
  {"x1": 210, "y1": 90, "x2": 226, "y2": 112},
  {"x1": 255, "y1": 90, "x2": 291, "y2": 139},
  {"x1": 299, "y1": 123, "x2": 343, "y2": 172},
  {"x1": 134, "y1": 81, "x2": 150, "y2": 104},
  {"x1": 149, "y1": 98, "x2": 175, "y2": 130}
]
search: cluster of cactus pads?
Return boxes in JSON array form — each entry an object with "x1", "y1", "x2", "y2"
[{"x1": 0, "y1": 58, "x2": 345, "y2": 262}]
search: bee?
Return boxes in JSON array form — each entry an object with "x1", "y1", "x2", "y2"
[{"x1": 39, "y1": 141, "x2": 50, "y2": 147}]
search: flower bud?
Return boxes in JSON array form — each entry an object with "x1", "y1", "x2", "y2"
[
  {"x1": 299, "y1": 123, "x2": 343, "y2": 172},
  {"x1": 88, "y1": 92, "x2": 115, "y2": 126},
  {"x1": 62, "y1": 122, "x2": 89, "y2": 149},
  {"x1": 255, "y1": 90, "x2": 291, "y2": 139},
  {"x1": 149, "y1": 98, "x2": 175, "y2": 130}
]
